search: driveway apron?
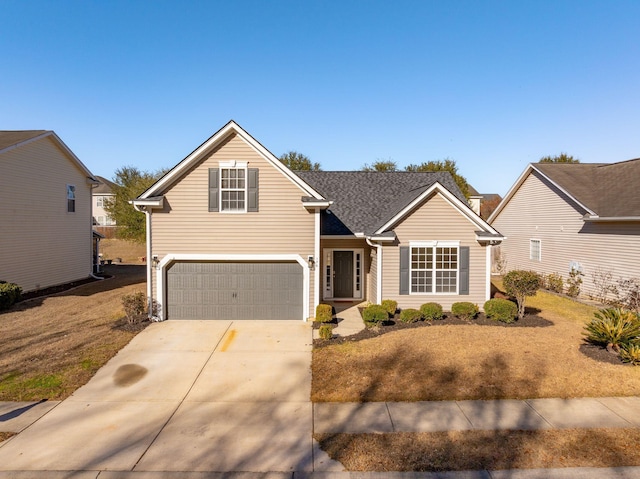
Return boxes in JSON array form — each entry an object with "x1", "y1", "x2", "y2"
[{"x1": 0, "y1": 320, "x2": 314, "y2": 473}]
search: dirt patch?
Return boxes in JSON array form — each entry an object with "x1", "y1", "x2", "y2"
[
  {"x1": 316, "y1": 428, "x2": 640, "y2": 471},
  {"x1": 0, "y1": 432, "x2": 15, "y2": 443}
]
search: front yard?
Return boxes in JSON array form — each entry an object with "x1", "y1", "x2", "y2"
[{"x1": 312, "y1": 285, "x2": 640, "y2": 471}]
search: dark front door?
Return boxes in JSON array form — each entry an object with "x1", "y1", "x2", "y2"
[{"x1": 333, "y1": 251, "x2": 354, "y2": 298}]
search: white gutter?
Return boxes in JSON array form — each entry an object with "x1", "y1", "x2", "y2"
[
  {"x1": 583, "y1": 216, "x2": 640, "y2": 222},
  {"x1": 132, "y1": 201, "x2": 155, "y2": 320},
  {"x1": 314, "y1": 208, "x2": 320, "y2": 314}
]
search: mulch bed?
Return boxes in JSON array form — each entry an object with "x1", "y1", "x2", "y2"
[
  {"x1": 314, "y1": 311, "x2": 553, "y2": 347},
  {"x1": 19, "y1": 275, "x2": 111, "y2": 301}
]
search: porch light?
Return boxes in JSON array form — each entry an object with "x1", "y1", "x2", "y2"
[
  {"x1": 152, "y1": 255, "x2": 159, "y2": 268},
  {"x1": 308, "y1": 255, "x2": 315, "y2": 270}
]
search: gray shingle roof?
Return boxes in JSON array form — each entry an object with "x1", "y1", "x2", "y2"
[
  {"x1": 535, "y1": 159, "x2": 640, "y2": 217},
  {"x1": 295, "y1": 171, "x2": 466, "y2": 235},
  {"x1": 0, "y1": 130, "x2": 48, "y2": 152},
  {"x1": 94, "y1": 176, "x2": 117, "y2": 194}
]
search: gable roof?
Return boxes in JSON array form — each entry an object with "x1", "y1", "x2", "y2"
[
  {"x1": 489, "y1": 159, "x2": 640, "y2": 222},
  {"x1": 0, "y1": 130, "x2": 96, "y2": 180},
  {"x1": 94, "y1": 176, "x2": 117, "y2": 194},
  {"x1": 138, "y1": 120, "x2": 324, "y2": 200},
  {"x1": 297, "y1": 170, "x2": 500, "y2": 237}
]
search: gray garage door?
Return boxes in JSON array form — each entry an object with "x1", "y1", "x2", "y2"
[{"x1": 166, "y1": 261, "x2": 303, "y2": 320}]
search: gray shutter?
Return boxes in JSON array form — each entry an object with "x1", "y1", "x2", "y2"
[
  {"x1": 459, "y1": 246, "x2": 470, "y2": 295},
  {"x1": 248, "y1": 168, "x2": 259, "y2": 212},
  {"x1": 399, "y1": 246, "x2": 410, "y2": 295},
  {"x1": 209, "y1": 168, "x2": 219, "y2": 212}
]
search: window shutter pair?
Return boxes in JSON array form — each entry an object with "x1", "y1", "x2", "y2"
[
  {"x1": 399, "y1": 246, "x2": 470, "y2": 295},
  {"x1": 208, "y1": 168, "x2": 258, "y2": 212}
]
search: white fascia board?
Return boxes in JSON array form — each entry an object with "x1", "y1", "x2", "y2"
[
  {"x1": 583, "y1": 216, "x2": 640, "y2": 222},
  {"x1": 375, "y1": 182, "x2": 501, "y2": 236},
  {"x1": 140, "y1": 120, "x2": 325, "y2": 201},
  {"x1": 130, "y1": 196, "x2": 164, "y2": 208},
  {"x1": 303, "y1": 201, "x2": 332, "y2": 209}
]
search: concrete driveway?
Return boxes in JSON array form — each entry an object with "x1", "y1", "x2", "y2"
[{"x1": 0, "y1": 320, "x2": 327, "y2": 473}]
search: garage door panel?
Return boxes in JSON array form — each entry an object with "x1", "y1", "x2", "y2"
[{"x1": 166, "y1": 261, "x2": 303, "y2": 320}]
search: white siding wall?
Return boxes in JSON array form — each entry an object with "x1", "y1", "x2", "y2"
[
  {"x1": 151, "y1": 133, "x2": 316, "y2": 316},
  {"x1": 491, "y1": 170, "x2": 640, "y2": 300},
  {"x1": 0, "y1": 138, "x2": 93, "y2": 291},
  {"x1": 382, "y1": 193, "x2": 489, "y2": 311}
]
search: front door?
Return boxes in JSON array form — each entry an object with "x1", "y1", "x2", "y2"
[{"x1": 333, "y1": 251, "x2": 354, "y2": 298}]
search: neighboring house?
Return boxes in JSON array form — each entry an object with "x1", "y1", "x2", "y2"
[
  {"x1": 93, "y1": 175, "x2": 117, "y2": 237},
  {"x1": 0, "y1": 130, "x2": 98, "y2": 292},
  {"x1": 133, "y1": 121, "x2": 503, "y2": 321},
  {"x1": 488, "y1": 159, "x2": 640, "y2": 299},
  {"x1": 467, "y1": 185, "x2": 502, "y2": 219}
]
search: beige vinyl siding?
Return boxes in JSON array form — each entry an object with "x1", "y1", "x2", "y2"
[
  {"x1": 319, "y1": 237, "x2": 371, "y2": 302},
  {"x1": 0, "y1": 137, "x2": 92, "y2": 291},
  {"x1": 151, "y1": 133, "x2": 316, "y2": 316},
  {"x1": 382, "y1": 192, "x2": 489, "y2": 311},
  {"x1": 491, "y1": 170, "x2": 640, "y2": 300}
]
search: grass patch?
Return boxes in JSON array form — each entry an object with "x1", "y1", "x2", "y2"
[
  {"x1": 316, "y1": 428, "x2": 640, "y2": 471},
  {"x1": 0, "y1": 265, "x2": 147, "y2": 401}
]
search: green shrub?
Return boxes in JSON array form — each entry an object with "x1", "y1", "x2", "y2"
[
  {"x1": 503, "y1": 270, "x2": 542, "y2": 320},
  {"x1": 399, "y1": 308, "x2": 422, "y2": 323},
  {"x1": 584, "y1": 308, "x2": 640, "y2": 352},
  {"x1": 619, "y1": 342, "x2": 640, "y2": 365},
  {"x1": 566, "y1": 268, "x2": 584, "y2": 298},
  {"x1": 122, "y1": 291, "x2": 147, "y2": 323},
  {"x1": 362, "y1": 304, "x2": 388, "y2": 326},
  {"x1": 318, "y1": 324, "x2": 333, "y2": 340},
  {"x1": 451, "y1": 302, "x2": 479, "y2": 320},
  {"x1": 545, "y1": 273, "x2": 564, "y2": 293},
  {"x1": 0, "y1": 281, "x2": 22, "y2": 310},
  {"x1": 420, "y1": 302, "x2": 444, "y2": 321},
  {"x1": 484, "y1": 298, "x2": 518, "y2": 323},
  {"x1": 381, "y1": 299, "x2": 398, "y2": 317},
  {"x1": 315, "y1": 303, "x2": 333, "y2": 323}
]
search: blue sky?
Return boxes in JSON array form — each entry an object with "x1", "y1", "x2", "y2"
[{"x1": 2, "y1": 0, "x2": 639, "y2": 195}]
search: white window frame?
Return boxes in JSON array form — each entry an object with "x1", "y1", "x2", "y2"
[
  {"x1": 219, "y1": 161, "x2": 248, "y2": 213},
  {"x1": 96, "y1": 195, "x2": 104, "y2": 207},
  {"x1": 409, "y1": 241, "x2": 460, "y2": 295},
  {"x1": 323, "y1": 248, "x2": 364, "y2": 300},
  {"x1": 67, "y1": 184, "x2": 76, "y2": 213},
  {"x1": 530, "y1": 239, "x2": 541, "y2": 262}
]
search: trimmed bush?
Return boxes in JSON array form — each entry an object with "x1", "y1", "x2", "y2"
[
  {"x1": 318, "y1": 324, "x2": 333, "y2": 340},
  {"x1": 503, "y1": 270, "x2": 542, "y2": 320},
  {"x1": 399, "y1": 308, "x2": 422, "y2": 323},
  {"x1": 451, "y1": 302, "x2": 479, "y2": 320},
  {"x1": 381, "y1": 299, "x2": 398, "y2": 317},
  {"x1": 0, "y1": 281, "x2": 22, "y2": 310},
  {"x1": 584, "y1": 308, "x2": 640, "y2": 352},
  {"x1": 122, "y1": 291, "x2": 147, "y2": 323},
  {"x1": 484, "y1": 298, "x2": 518, "y2": 323},
  {"x1": 420, "y1": 302, "x2": 444, "y2": 321},
  {"x1": 315, "y1": 303, "x2": 333, "y2": 323},
  {"x1": 545, "y1": 273, "x2": 564, "y2": 293},
  {"x1": 362, "y1": 304, "x2": 388, "y2": 326}
]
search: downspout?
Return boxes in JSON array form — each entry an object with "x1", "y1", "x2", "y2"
[
  {"x1": 144, "y1": 208, "x2": 153, "y2": 319},
  {"x1": 314, "y1": 207, "x2": 320, "y2": 314},
  {"x1": 365, "y1": 237, "x2": 382, "y2": 304}
]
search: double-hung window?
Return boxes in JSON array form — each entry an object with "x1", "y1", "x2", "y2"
[
  {"x1": 530, "y1": 239, "x2": 541, "y2": 262},
  {"x1": 410, "y1": 242, "x2": 459, "y2": 294},
  {"x1": 220, "y1": 162, "x2": 247, "y2": 212},
  {"x1": 67, "y1": 185, "x2": 76, "y2": 213}
]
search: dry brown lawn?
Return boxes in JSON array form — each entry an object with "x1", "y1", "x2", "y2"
[
  {"x1": 100, "y1": 238, "x2": 146, "y2": 264},
  {"x1": 0, "y1": 265, "x2": 148, "y2": 401},
  {"x1": 313, "y1": 286, "x2": 640, "y2": 471},
  {"x1": 312, "y1": 289, "x2": 640, "y2": 402},
  {"x1": 316, "y1": 429, "x2": 640, "y2": 471}
]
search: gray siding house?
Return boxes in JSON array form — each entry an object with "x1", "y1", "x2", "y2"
[
  {"x1": 134, "y1": 121, "x2": 503, "y2": 321},
  {"x1": 0, "y1": 130, "x2": 97, "y2": 292},
  {"x1": 489, "y1": 160, "x2": 640, "y2": 300}
]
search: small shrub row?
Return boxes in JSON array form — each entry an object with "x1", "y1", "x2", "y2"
[
  {"x1": 318, "y1": 324, "x2": 333, "y2": 340},
  {"x1": 420, "y1": 302, "x2": 444, "y2": 321},
  {"x1": 451, "y1": 302, "x2": 479, "y2": 320},
  {"x1": 362, "y1": 304, "x2": 388, "y2": 326},
  {"x1": 0, "y1": 281, "x2": 22, "y2": 310},
  {"x1": 121, "y1": 291, "x2": 147, "y2": 324},
  {"x1": 544, "y1": 273, "x2": 564, "y2": 294},
  {"x1": 584, "y1": 308, "x2": 640, "y2": 365}
]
